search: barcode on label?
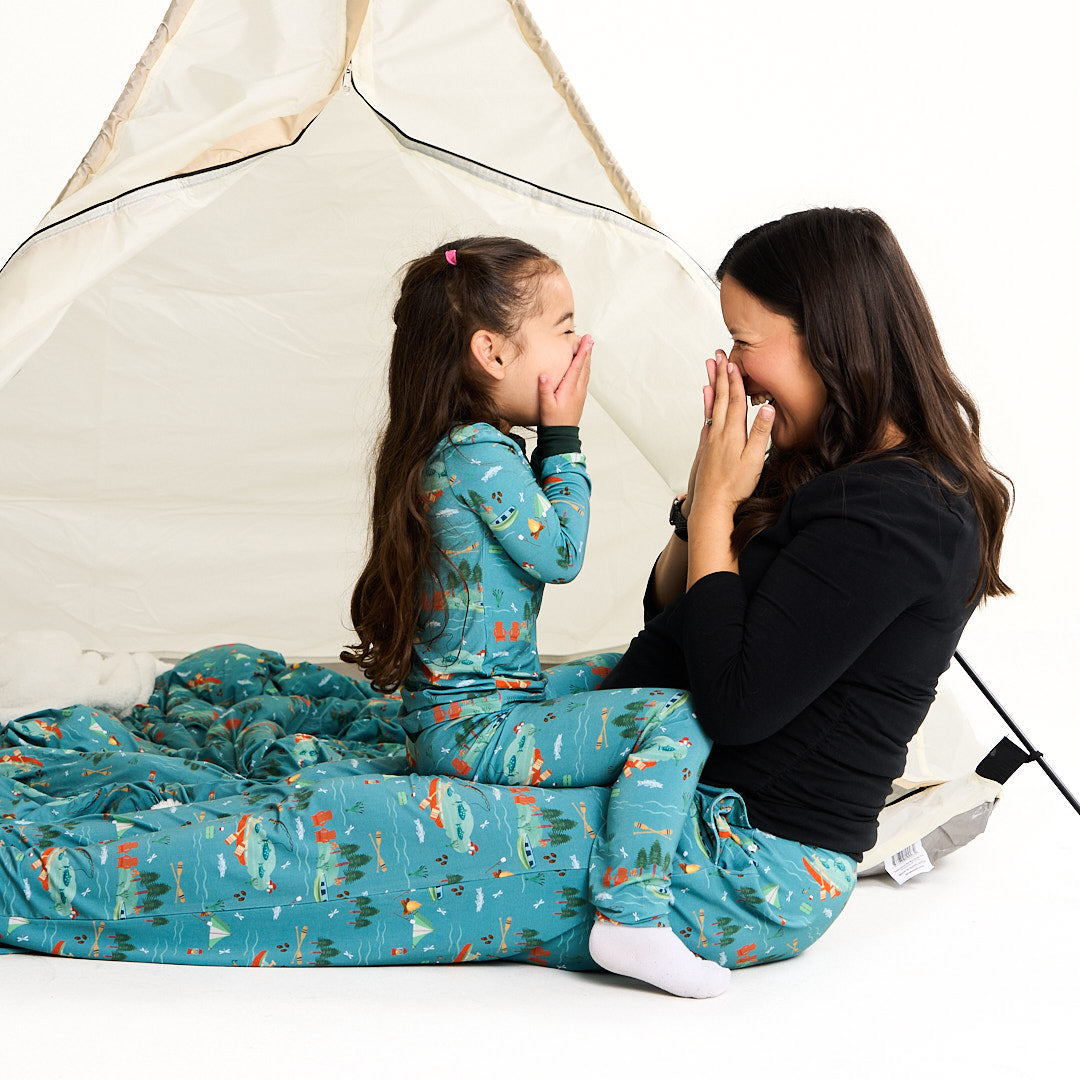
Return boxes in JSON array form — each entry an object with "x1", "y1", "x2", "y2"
[{"x1": 884, "y1": 838, "x2": 933, "y2": 884}]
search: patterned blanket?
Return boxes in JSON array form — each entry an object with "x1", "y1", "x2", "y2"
[{"x1": 0, "y1": 644, "x2": 853, "y2": 968}]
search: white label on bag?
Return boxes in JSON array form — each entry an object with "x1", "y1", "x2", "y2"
[{"x1": 884, "y1": 839, "x2": 934, "y2": 884}]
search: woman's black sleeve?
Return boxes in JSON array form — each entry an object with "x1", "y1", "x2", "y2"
[{"x1": 606, "y1": 468, "x2": 951, "y2": 744}]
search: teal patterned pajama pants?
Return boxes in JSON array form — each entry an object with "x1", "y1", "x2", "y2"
[
  {"x1": 0, "y1": 644, "x2": 857, "y2": 971},
  {"x1": 408, "y1": 656, "x2": 711, "y2": 926}
]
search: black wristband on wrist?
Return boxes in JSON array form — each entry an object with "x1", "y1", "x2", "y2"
[{"x1": 669, "y1": 496, "x2": 689, "y2": 541}]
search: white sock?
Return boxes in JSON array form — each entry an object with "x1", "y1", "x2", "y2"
[{"x1": 588, "y1": 921, "x2": 731, "y2": 999}]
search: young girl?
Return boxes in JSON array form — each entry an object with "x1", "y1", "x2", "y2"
[{"x1": 344, "y1": 236, "x2": 728, "y2": 998}]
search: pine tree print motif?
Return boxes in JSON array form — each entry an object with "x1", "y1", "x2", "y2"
[
  {"x1": 337, "y1": 843, "x2": 373, "y2": 890},
  {"x1": 556, "y1": 885, "x2": 588, "y2": 921},
  {"x1": 349, "y1": 896, "x2": 380, "y2": 931},
  {"x1": 109, "y1": 929, "x2": 136, "y2": 962},
  {"x1": 312, "y1": 937, "x2": 341, "y2": 966},
  {"x1": 139, "y1": 870, "x2": 171, "y2": 913}
]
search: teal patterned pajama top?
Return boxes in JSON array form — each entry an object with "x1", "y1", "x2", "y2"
[{"x1": 399, "y1": 422, "x2": 590, "y2": 733}]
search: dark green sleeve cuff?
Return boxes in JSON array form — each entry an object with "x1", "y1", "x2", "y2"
[{"x1": 533, "y1": 425, "x2": 581, "y2": 471}]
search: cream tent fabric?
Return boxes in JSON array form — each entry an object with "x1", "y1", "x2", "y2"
[{"x1": 0, "y1": 0, "x2": 713, "y2": 660}]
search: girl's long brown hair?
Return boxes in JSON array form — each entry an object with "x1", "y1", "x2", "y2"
[
  {"x1": 342, "y1": 237, "x2": 558, "y2": 691},
  {"x1": 720, "y1": 208, "x2": 1011, "y2": 602}
]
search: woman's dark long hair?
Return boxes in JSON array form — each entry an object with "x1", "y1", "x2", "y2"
[
  {"x1": 342, "y1": 237, "x2": 558, "y2": 691},
  {"x1": 720, "y1": 207, "x2": 1011, "y2": 601}
]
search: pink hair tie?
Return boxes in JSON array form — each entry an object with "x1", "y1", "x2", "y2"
[{"x1": 445, "y1": 249, "x2": 458, "y2": 266}]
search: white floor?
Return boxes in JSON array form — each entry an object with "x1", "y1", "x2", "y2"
[{"x1": 4, "y1": 745, "x2": 1075, "y2": 1079}]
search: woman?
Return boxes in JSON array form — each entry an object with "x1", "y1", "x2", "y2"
[{"x1": 603, "y1": 206, "x2": 1012, "y2": 871}]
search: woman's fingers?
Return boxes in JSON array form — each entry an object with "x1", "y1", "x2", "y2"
[
  {"x1": 703, "y1": 351, "x2": 721, "y2": 423},
  {"x1": 745, "y1": 402, "x2": 774, "y2": 464},
  {"x1": 723, "y1": 360, "x2": 747, "y2": 431},
  {"x1": 711, "y1": 355, "x2": 731, "y2": 422},
  {"x1": 688, "y1": 350, "x2": 731, "y2": 508},
  {"x1": 690, "y1": 361, "x2": 773, "y2": 509}
]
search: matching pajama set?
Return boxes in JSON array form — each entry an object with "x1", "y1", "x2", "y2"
[{"x1": 401, "y1": 422, "x2": 710, "y2": 926}]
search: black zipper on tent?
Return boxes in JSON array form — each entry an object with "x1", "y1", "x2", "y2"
[
  {"x1": 346, "y1": 72, "x2": 650, "y2": 227},
  {"x1": 345, "y1": 70, "x2": 721, "y2": 288},
  {"x1": 1, "y1": 114, "x2": 322, "y2": 276}
]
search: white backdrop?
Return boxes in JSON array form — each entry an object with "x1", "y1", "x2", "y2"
[
  {"x1": 2, "y1": 1, "x2": 1075, "y2": 774},
  {"x1": 2, "y1": 5, "x2": 1078, "y2": 1074}
]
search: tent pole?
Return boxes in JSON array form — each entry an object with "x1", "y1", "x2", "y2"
[{"x1": 954, "y1": 651, "x2": 1080, "y2": 817}]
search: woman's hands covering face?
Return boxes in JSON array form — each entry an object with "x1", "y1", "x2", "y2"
[{"x1": 687, "y1": 349, "x2": 774, "y2": 522}]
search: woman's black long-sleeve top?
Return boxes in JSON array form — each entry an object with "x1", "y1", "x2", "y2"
[{"x1": 601, "y1": 455, "x2": 981, "y2": 860}]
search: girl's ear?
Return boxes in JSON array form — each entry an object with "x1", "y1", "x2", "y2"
[{"x1": 470, "y1": 329, "x2": 506, "y2": 381}]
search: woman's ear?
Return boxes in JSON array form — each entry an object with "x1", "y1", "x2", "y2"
[{"x1": 470, "y1": 329, "x2": 506, "y2": 381}]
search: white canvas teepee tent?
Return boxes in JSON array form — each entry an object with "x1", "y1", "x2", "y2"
[
  {"x1": 0, "y1": 0, "x2": 718, "y2": 661},
  {"x1": 0, "y1": 0, "x2": 1013, "y2": 871}
]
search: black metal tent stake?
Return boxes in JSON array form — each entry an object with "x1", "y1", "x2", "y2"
[{"x1": 955, "y1": 650, "x2": 1080, "y2": 818}]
